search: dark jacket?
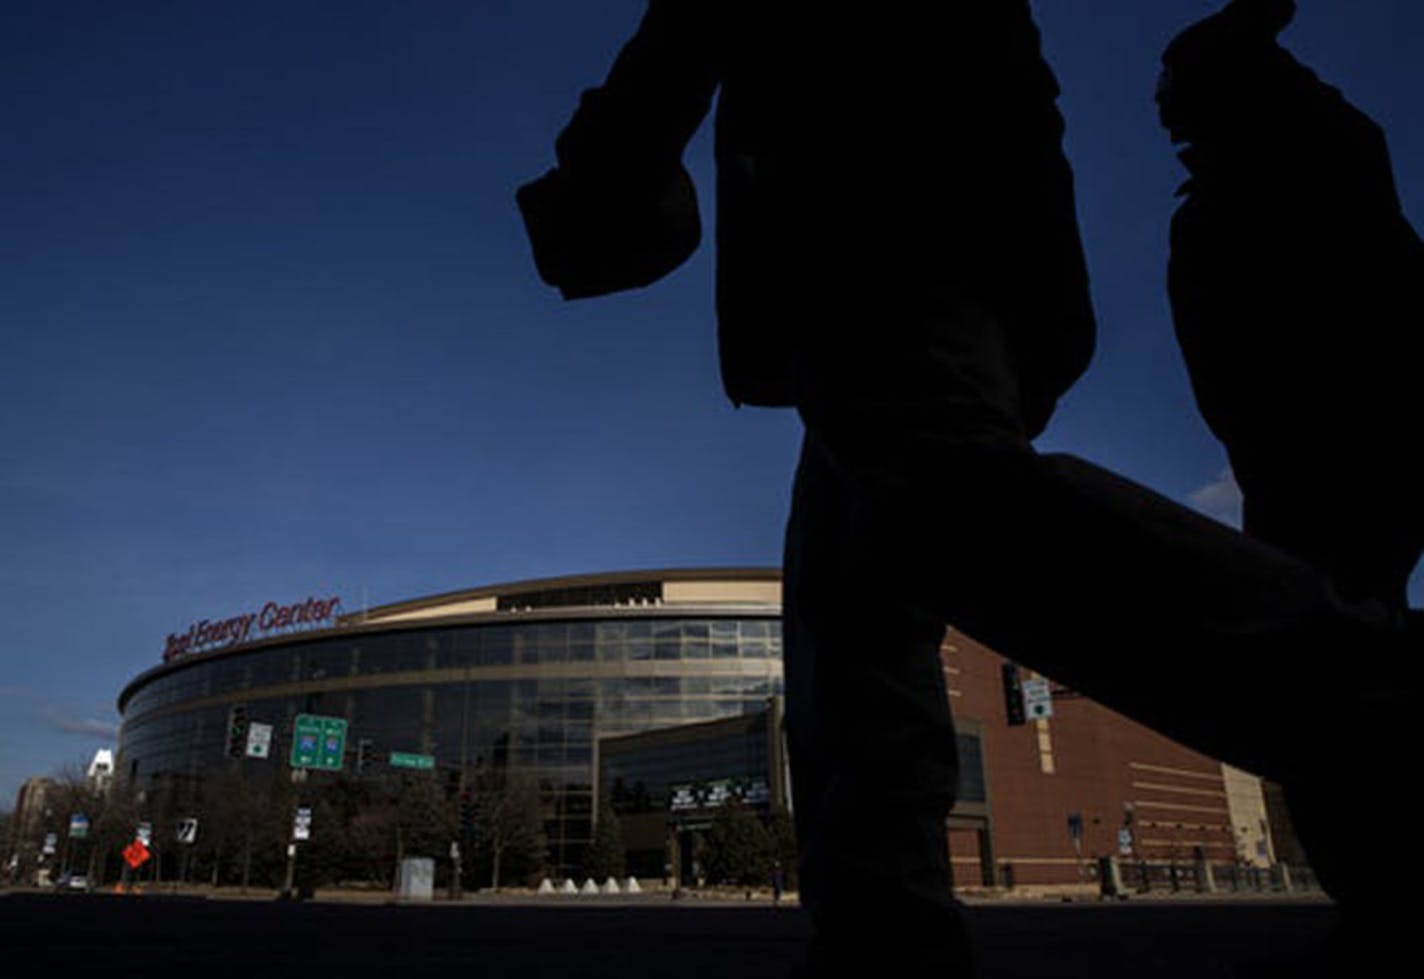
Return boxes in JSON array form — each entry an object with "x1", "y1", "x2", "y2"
[
  {"x1": 1162, "y1": 1, "x2": 1424, "y2": 484},
  {"x1": 520, "y1": 1, "x2": 1095, "y2": 436}
]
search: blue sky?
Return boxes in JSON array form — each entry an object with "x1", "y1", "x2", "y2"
[{"x1": 3, "y1": 0, "x2": 1421, "y2": 805}]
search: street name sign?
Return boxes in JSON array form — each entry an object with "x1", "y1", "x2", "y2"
[
  {"x1": 290, "y1": 714, "x2": 347, "y2": 770},
  {"x1": 177, "y1": 818, "x2": 199, "y2": 845},
  {"x1": 389, "y1": 751, "x2": 435, "y2": 771},
  {"x1": 68, "y1": 814, "x2": 89, "y2": 839},
  {"x1": 246, "y1": 722, "x2": 273, "y2": 759}
]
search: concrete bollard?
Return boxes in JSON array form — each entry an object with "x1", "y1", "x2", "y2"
[
  {"x1": 1195, "y1": 859, "x2": 1216, "y2": 894},
  {"x1": 1098, "y1": 856, "x2": 1126, "y2": 899}
]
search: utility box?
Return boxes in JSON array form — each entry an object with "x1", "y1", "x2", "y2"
[{"x1": 398, "y1": 857, "x2": 435, "y2": 901}]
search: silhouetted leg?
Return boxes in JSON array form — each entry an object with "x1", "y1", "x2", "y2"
[
  {"x1": 1242, "y1": 475, "x2": 1424, "y2": 616},
  {"x1": 783, "y1": 430, "x2": 974, "y2": 975},
  {"x1": 781, "y1": 299, "x2": 1034, "y2": 974},
  {"x1": 800, "y1": 298, "x2": 1406, "y2": 807},
  {"x1": 837, "y1": 438, "x2": 1403, "y2": 784}
]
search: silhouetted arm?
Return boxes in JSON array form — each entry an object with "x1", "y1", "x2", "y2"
[
  {"x1": 554, "y1": 0, "x2": 723, "y2": 179},
  {"x1": 515, "y1": 2, "x2": 720, "y2": 299}
]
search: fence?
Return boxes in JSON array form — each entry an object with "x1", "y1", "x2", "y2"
[{"x1": 1103, "y1": 857, "x2": 1318, "y2": 896}]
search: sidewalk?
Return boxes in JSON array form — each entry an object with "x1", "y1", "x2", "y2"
[{"x1": 2, "y1": 881, "x2": 1331, "y2": 907}]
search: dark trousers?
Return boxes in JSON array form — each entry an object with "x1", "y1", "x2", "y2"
[
  {"x1": 1241, "y1": 463, "x2": 1423, "y2": 616},
  {"x1": 780, "y1": 304, "x2": 1405, "y2": 970}
]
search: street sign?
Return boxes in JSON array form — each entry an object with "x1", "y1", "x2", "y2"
[
  {"x1": 68, "y1": 814, "x2": 89, "y2": 840},
  {"x1": 389, "y1": 751, "x2": 435, "y2": 771},
  {"x1": 290, "y1": 714, "x2": 347, "y2": 770},
  {"x1": 135, "y1": 822, "x2": 152, "y2": 846},
  {"x1": 1022, "y1": 678, "x2": 1054, "y2": 720},
  {"x1": 42, "y1": 833, "x2": 57, "y2": 856},
  {"x1": 292, "y1": 806, "x2": 312, "y2": 841},
  {"x1": 177, "y1": 818, "x2": 199, "y2": 845},
  {"x1": 246, "y1": 722, "x2": 273, "y2": 759},
  {"x1": 123, "y1": 840, "x2": 151, "y2": 869},
  {"x1": 449, "y1": 841, "x2": 460, "y2": 860},
  {"x1": 1118, "y1": 828, "x2": 1133, "y2": 856}
]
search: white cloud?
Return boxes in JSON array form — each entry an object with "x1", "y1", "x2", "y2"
[
  {"x1": 1188, "y1": 468, "x2": 1243, "y2": 528},
  {"x1": 43, "y1": 711, "x2": 119, "y2": 739}
]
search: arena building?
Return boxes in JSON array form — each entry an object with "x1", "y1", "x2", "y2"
[
  {"x1": 116, "y1": 569, "x2": 784, "y2": 874},
  {"x1": 117, "y1": 566, "x2": 1286, "y2": 889}
]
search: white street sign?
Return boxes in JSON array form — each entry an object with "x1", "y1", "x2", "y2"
[
  {"x1": 246, "y1": 722, "x2": 273, "y2": 759},
  {"x1": 1022, "y1": 678, "x2": 1054, "y2": 720},
  {"x1": 42, "y1": 833, "x2": 57, "y2": 856},
  {"x1": 177, "y1": 819, "x2": 199, "y2": 845},
  {"x1": 292, "y1": 806, "x2": 312, "y2": 841}
]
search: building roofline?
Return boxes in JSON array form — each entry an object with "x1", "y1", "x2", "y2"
[
  {"x1": 343, "y1": 567, "x2": 781, "y2": 625},
  {"x1": 118, "y1": 567, "x2": 782, "y2": 714}
]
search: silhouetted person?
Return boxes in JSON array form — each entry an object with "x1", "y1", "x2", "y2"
[
  {"x1": 518, "y1": 3, "x2": 1412, "y2": 974},
  {"x1": 1159, "y1": 1, "x2": 1423, "y2": 964},
  {"x1": 1161, "y1": 0, "x2": 1424, "y2": 616}
]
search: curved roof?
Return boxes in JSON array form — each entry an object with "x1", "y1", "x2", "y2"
[
  {"x1": 351, "y1": 567, "x2": 781, "y2": 625},
  {"x1": 119, "y1": 568, "x2": 782, "y2": 712}
]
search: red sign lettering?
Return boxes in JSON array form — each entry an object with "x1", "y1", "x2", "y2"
[{"x1": 162, "y1": 595, "x2": 341, "y2": 662}]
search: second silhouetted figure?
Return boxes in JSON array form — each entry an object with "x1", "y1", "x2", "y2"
[{"x1": 1160, "y1": 0, "x2": 1424, "y2": 614}]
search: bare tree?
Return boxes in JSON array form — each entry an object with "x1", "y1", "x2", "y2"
[
  {"x1": 473, "y1": 770, "x2": 547, "y2": 890},
  {"x1": 46, "y1": 760, "x2": 126, "y2": 886}
]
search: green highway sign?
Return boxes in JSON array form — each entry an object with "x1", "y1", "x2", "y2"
[
  {"x1": 389, "y1": 751, "x2": 435, "y2": 771},
  {"x1": 290, "y1": 714, "x2": 348, "y2": 770}
]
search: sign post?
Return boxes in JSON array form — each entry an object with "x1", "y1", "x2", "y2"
[
  {"x1": 176, "y1": 818, "x2": 198, "y2": 889},
  {"x1": 284, "y1": 806, "x2": 312, "y2": 899},
  {"x1": 290, "y1": 715, "x2": 348, "y2": 771},
  {"x1": 1067, "y1": 811, "x2": 1085, "y2": 881}
]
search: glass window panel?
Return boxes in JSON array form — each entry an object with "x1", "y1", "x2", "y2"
[{"x1": 596, "y1": 621, "x2": 627, "y2": 643}]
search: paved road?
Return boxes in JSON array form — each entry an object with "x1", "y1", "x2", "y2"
[{"x1": 2, "y1": 892, "x2": 1336, "y2": 978}]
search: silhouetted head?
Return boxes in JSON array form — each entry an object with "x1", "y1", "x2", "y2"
[{"x1": 1157, "y1": 0, "x2": 1297, "y2": 143}]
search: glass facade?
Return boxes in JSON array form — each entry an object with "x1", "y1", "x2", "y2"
[
  {"x1": 118, "y1": 615, "x2": 783, "y2": 873},
  {"x1": 602, "y1": 724, "x2": 772, "y2": 818}
]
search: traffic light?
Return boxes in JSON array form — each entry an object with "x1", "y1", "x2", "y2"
[
  {"x1": 226, "y1": 704, "x2": 249, "y2": 758},
  {"x1": 356, "y1": 738, "x2": 376, "y2": 774},
  {"x1": 1002, "y1": 663, "x2": 1026, "y2": 727}
]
